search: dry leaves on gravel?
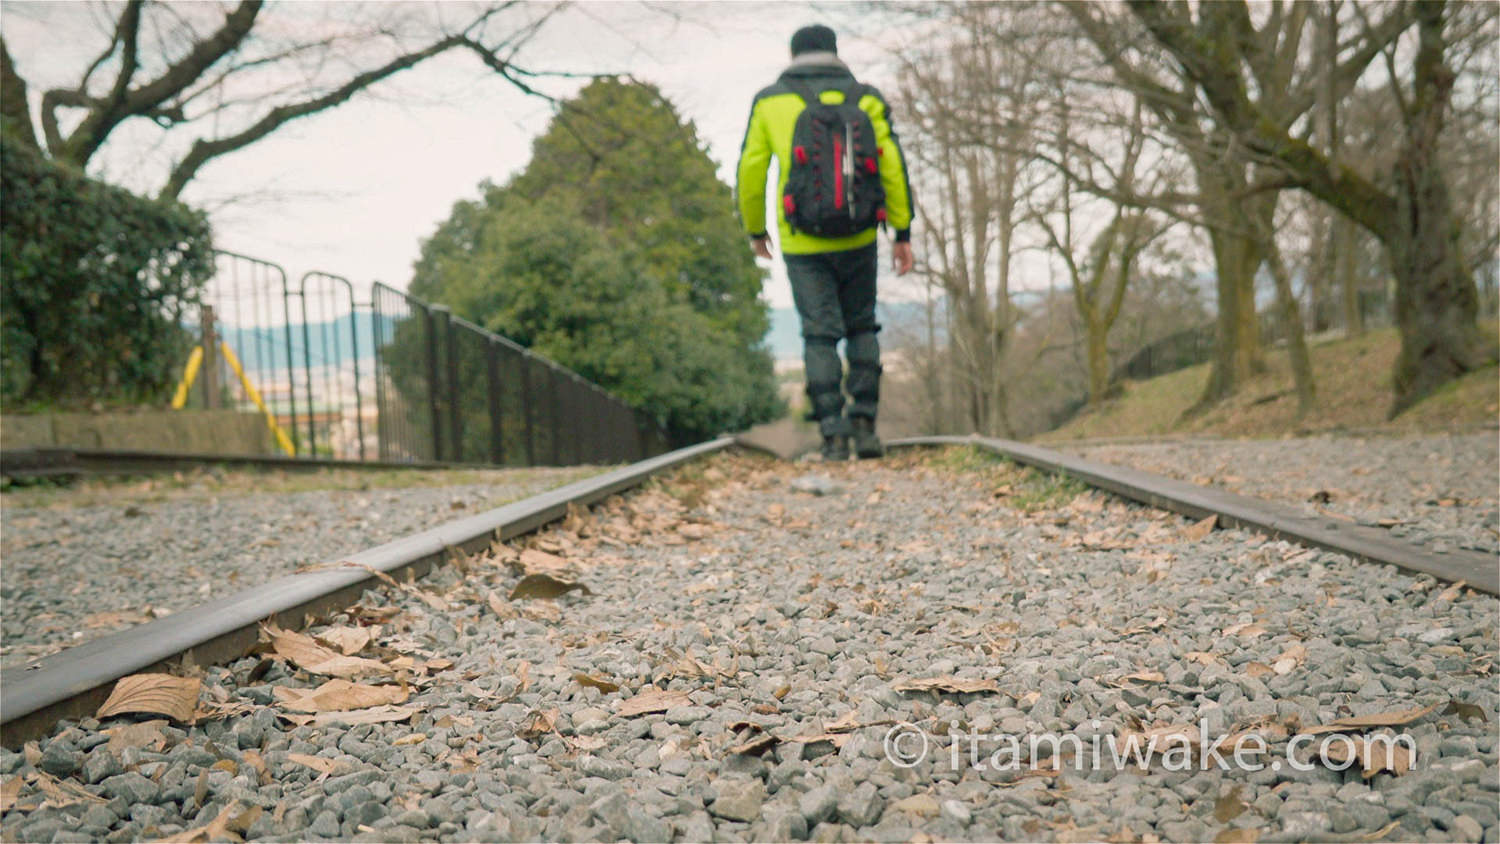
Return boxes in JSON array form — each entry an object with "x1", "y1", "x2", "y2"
[
  {"x1": 509, "y1": 573, "x2": 593, "y2": 600},
  {"x1": 273, "y1": 679, "x2": 408, "y2": 712},
  {"x1": 616, "y1": 688, "x2": 693, "y2": 717},
  {"x1": 278, "y1": 704, "x2": 420, "y2": 728},
  {"x1": 103, "y1": 720, "x2": 169, "y2": 755},
  {"x1": 1302, "y1": 701, "x2": 1441, "y2": 735},
  {"x1": 96, "y1": 674, "x2": 200, "y2": 723},
  {"x1": 1322, "y1": 736, "x2": 1417, "y2": 778},
  {"x1": 262, "y1": 622, "x2": 391, "y2": 679},
  {"x1": 894, "y1": 677, "x2": 1000, "y2": 694},
  {"x1": 1182, "y1": 514, "x2": 1219, "y2": 542}
]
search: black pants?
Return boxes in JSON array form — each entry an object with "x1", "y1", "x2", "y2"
[{"x1": 785, "y1": 243, "x2": 880, "y2": 433}]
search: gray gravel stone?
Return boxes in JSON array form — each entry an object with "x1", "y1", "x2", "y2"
[
  {"x1": 100, "y1": 772, "x2": 159, "y2": 805},
  {"x1": 800, "y1": 785, "x2": 838, "y2": 827},
  {"x1": 710, "y1": 778, "x2": 765, "y2": 823},
  {"x1": 37, "y1": 743, "x2": 81, "y2": 778},
  {"x1": 1, "y1": 466, "x2": 598, "y2": 667},
  {"x1": 4, "y1": 448, "x2": 1494, "y2": 843}
]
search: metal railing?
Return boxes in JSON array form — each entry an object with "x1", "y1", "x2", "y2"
[{"x1": 191, "y1": 251, "x2": 665, "y2": 466}]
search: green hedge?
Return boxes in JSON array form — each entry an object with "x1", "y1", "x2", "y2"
[{"x1": 1, "y1": 141, "x2": 214, "y2": 408}]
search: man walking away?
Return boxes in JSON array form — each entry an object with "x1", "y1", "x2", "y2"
[{"x1": 736, "y1": 24, "x2": 915, "y2": 461}]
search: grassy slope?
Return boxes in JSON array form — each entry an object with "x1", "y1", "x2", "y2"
[{"x1": 1040, "y1": 324, "x2": 1499, "y2": 442}]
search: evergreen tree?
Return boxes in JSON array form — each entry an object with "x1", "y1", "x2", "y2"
[{"x1": 411, "y1": 79, "x2": 782, "y2": 443}]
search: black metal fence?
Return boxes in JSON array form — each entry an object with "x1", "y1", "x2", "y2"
[{"x1": 193, "y1": 251, "x2": 666, "y2": 466}]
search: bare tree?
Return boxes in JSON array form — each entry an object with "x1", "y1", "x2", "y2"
[
  {"x1": 894, "y1": 3, "x2": 1049, "y2": 436},
  {"x1": 1125, "y1": 0, "x2": 1498, "y2": 415},
  {"x1": 1030, "y1": 94, "x2": 1174, "y2": 407},
  {"x1": 1064, "y1": 2, "x2": 1406, "y2": 413},
  {"x1": 1, "y1": 1, "x2": 573, "y2": 201}
]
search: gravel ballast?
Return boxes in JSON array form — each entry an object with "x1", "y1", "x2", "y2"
[
  {"x1": 0, "y1": 467, "x2": 599, "y2": 668},
  {"x1": 1, "y1": 447, "x2": 1495, "y2": 842},
  {"x1": 1063, "y1": 434, "x2": 1500, "y2": 557}
]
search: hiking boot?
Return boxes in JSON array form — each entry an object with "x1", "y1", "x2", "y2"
[
  {"x1": 818, "y1": 415, "x2": 851, "y2": 462},
  {"x1": 820, "y1": 434, "x2": 850, "y2": 462},
  {"x1": 852, "y1": 417, "x2": 884, "y2": 459}
]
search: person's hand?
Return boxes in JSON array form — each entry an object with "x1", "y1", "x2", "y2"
[
  {"x1": 892, "y1": 241, "x2": 914, "y2": 276},
  {"x1": 751, "y1": 236, "x2": 773, "y2": 260}
]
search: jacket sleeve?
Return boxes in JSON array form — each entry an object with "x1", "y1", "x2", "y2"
[
  {"x1": 864, "y1": 89, "x2": 915, "y2": 242},
  {"x1": 735, "y1": 96, "x2": 772, "y2": 238}
]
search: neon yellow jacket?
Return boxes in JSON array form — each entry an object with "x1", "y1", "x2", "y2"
[{"x1": 736, "y1": 57, "x2": 914, "y2": 255}]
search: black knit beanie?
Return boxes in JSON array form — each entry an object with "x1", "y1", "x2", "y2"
[{"x1": 790, "y1": 24, "x2": 837, "y2": 56}]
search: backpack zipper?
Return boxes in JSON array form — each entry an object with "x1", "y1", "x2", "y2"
[{"x1": 832, "y1": 130, "x2": 844, "y2": 211}]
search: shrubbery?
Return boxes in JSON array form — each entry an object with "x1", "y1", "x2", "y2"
[{"x1": 1, "y1": 141, "x2": 214, "y2": 409}]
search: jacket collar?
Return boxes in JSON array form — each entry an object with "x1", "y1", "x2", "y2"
[{"x1": 784, "y1": 51, "x2": 849, "y2": 73}]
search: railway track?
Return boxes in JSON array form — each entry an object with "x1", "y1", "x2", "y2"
[{"x1": 0, "y1": 437, "x2": 1494, "y2": 842}]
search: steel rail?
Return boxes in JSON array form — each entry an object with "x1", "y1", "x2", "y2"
[
  {"x1": 0, "y1": 437, "x2": 742, "y2": 748},
  {"x1": 890, "y1": 435, "x2": 1499, "y2": 596}
]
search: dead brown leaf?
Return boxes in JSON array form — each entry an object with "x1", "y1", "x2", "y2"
[
  {"x1": 103, "y1": 720, "x2": 169, "y2": 756},
  {"x1": 274, "y1": 679, "x2": 408, "y2": 713},
  {"x1": 509, "y1": 573, "x2": 593, "y2": 600},
  {"x1": 26, "y1": 771, "x2": 106, "y2": 807},
  {"x1": 486, "y1": 591, "x2": 516, "y2": 619},
  {"x1": 727, "y1": 723, "x2": 780, "y2": 756},
  {"x1": 1212, "y1": 829, "x2": 1259, "y2": 843},
  {"x1": 1213, "y1": 786, "x2": 1247, "y2": 822},
  {"x1": 1303, "y1": 702, "x2": 1441, "y2": 735},
  {"x1": 1243, "y1": 662, "x2": 1276, "y2": 679},
  {"x1": 617, "y1": 688, "x2": 692, "y2": 717},
  {"x1": 278, "y1": 704, "x2": 420, "y2": 728},
  {"x1": 263, "y1": 623, "x2": 392, "y2": 679},
  {"x1": 520, "y1": 548, "x2": 567, "y2": 572},
  {"x1": 1443, "y1": 699, "x2": 1488, "y2": 723},
  {"x1": 785, "y1": 732, "x2": 851, "y2": 748},
  {"x1": 517, "y1": 707, "x2": 560, "y2": 739},
  {"x1": 285, "y1": 753, "x2": 346, "y2": 776},
  {"x1": 0, "y1": 777, "x2": 22, "y2": 813},
  {"x1": 1222, "y1": 622, "x2": 1267, "y2": 638},
  {"x1": 1272, "y1": 644, "x2": 1307, "y2": 675},
  {"x1": 97, "y1": 674, "x2": 200, "y2": 723},
  {"x1": 1183, "y1": 514, "x2": 1218, "y2": 542},
  {"x1": 574, "y1": 673, "x2": 620, "y2": 694},
  {"x1": 1436, "y1": 580, "x2": 1467, "y2": 602},
  {"x1": 1322, "y1": 735, "x2": 1416, "y2": 778},
  {"x1": 894, "y1": 677, "x2": 999, "y2": 694},
  {"x1": 314, "y1": 626, "x2": 373, "y2": 656},
  {"x1": 1361, "y1": 821, "x2": 1401, "y2": 840},
  {"x1": 234, "y1": 750, "x2": 264, "y2": 783}
]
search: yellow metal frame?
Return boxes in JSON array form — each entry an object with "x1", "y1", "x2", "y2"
[{"x1": 170, "y1": 342, "x2": 296, "y2": 456}]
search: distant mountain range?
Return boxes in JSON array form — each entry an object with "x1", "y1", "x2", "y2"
[
  {"x1": 213, "y1": 311, "x2": 393, "y2": 374},
  {"x1": 217, "y1": 304, "x2": 931, "y2": 374}
]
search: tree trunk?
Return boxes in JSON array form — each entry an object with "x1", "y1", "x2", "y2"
[
  {"x1": 1189, "y1": 156, "x2": 1266, "y2": 411},
  {"x1": 1385, "y1": 0, "x2": 1496, "y2": 416},
  {"x1": 1084, "y1": 314, "x2": 1110, "y2": 406},
  {"x1": 1334, "y1": 217, "x2": 1362, "y2": 335},
  {"x1": 1387, "y1": 184, "x2": 1492, "y2": 416},
  {"x1": 1195, "y1": 225, "x2": 1264, "y2": 408},
  {"x1": 1263, "y1": 233, "x2": 1316, "y2": 415}
]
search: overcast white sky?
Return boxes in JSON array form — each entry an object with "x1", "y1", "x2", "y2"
[{"x1": 3, "y1": 1, "x2": 923, "y2": 310}]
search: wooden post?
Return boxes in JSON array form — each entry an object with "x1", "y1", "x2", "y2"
[{"x1": 201, "y1": 305, "x2": 220, "y2": 410}]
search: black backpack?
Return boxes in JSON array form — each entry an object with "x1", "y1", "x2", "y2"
[{"x1": 781, "y1": 81, "x2": 886, "y2": 238}]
